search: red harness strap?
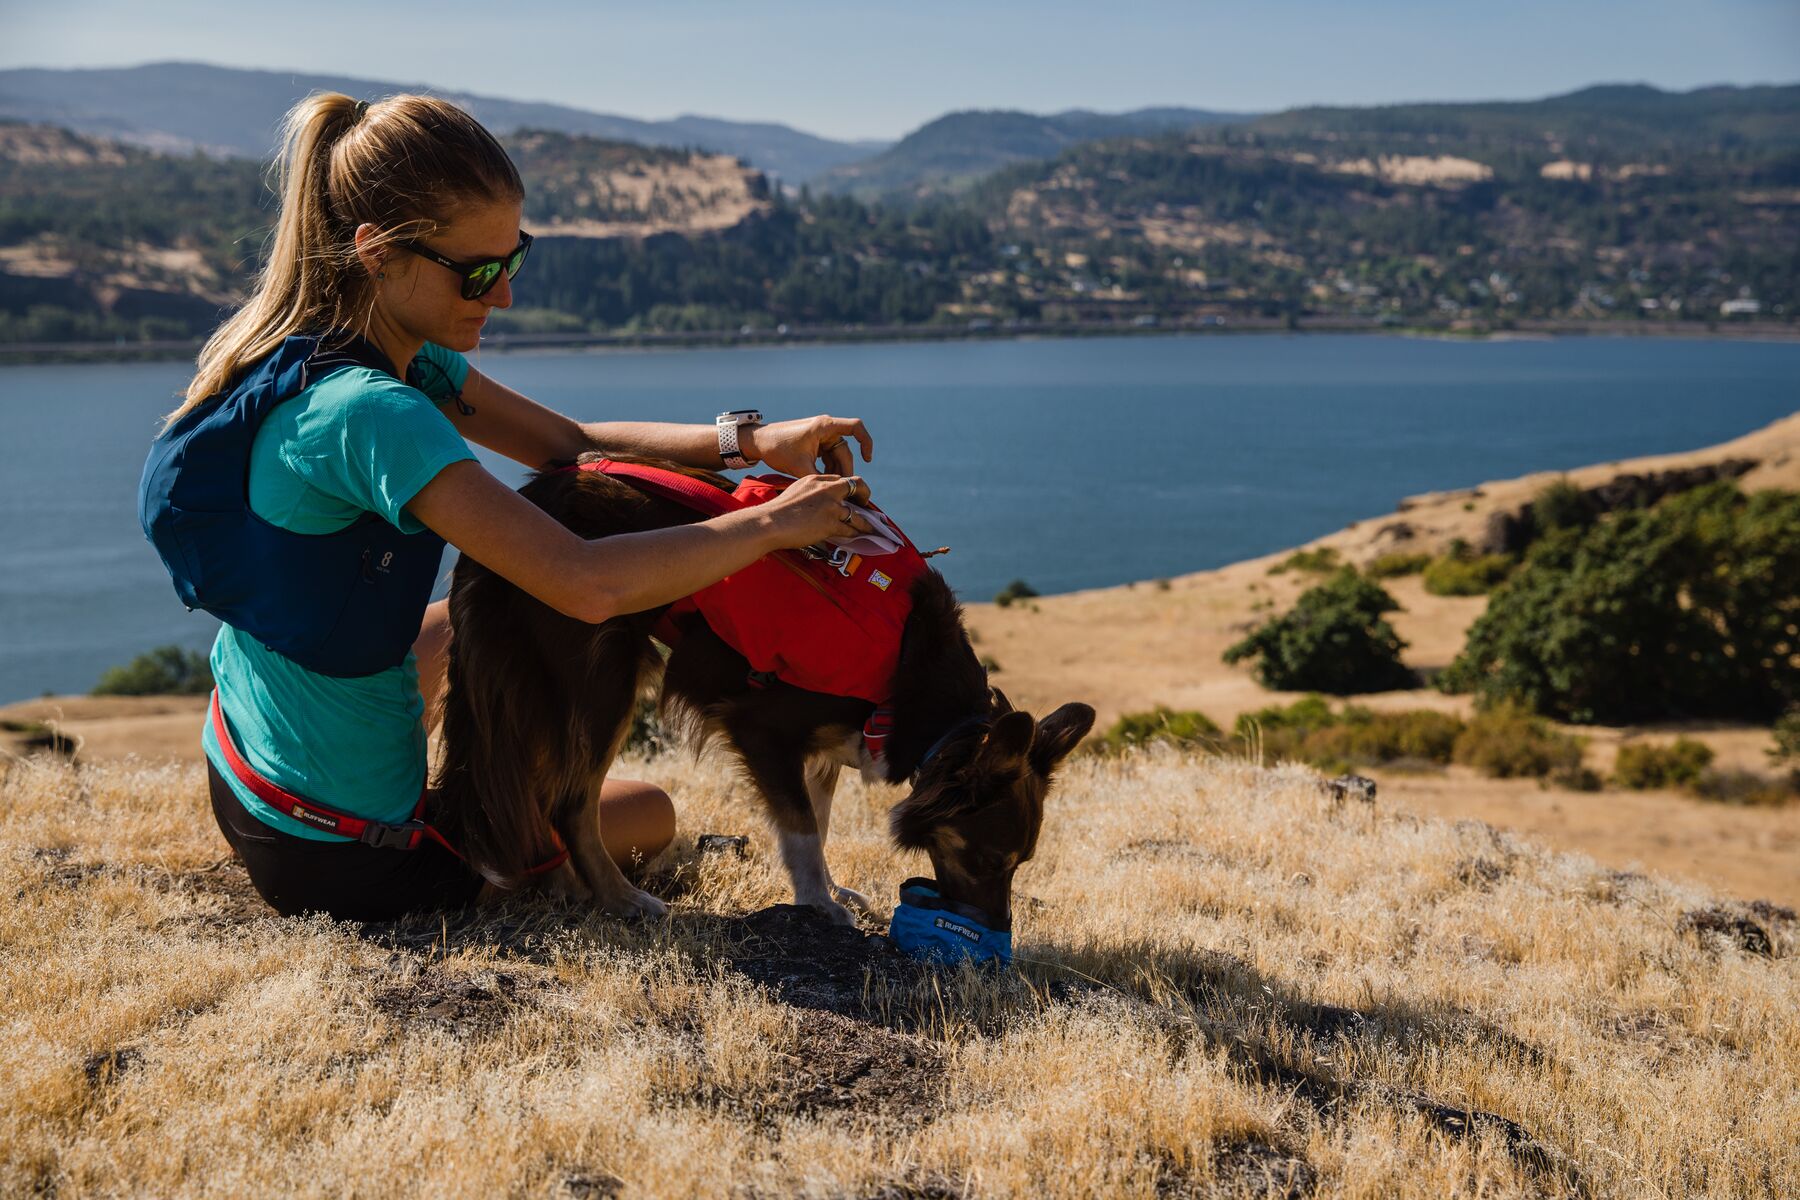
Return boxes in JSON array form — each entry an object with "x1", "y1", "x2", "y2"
[{"x1": 208, "y1": 692, "x2": 569, "y2": 875}]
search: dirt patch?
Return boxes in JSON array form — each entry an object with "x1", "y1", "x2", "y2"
[
  {"x1": 82, "y1": 1046, "x2": 144, "y2": 1090},
  {"x1": 1679, "y1": 901, "x2": 1796, "y2": 958},
  {"x1": 1154, "y1": 1140, "x2": 1317, "y2": 1198},
  {"x1": 552, "y1": 1171, "x2": 623, "y2": 1199},
  {"x1": 688, "y1": 1006, "x2": 946, "y2": 1128},
  {"x1": 711, "y1": 904, "x2": 931, "y2": 1021},
  {"x1": 370, "y1": 961, "x2": 557, "y2": 1037}
]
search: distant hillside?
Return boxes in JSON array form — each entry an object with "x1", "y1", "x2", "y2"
[
  {"x1": 962, "y1": 86, "x2": 1800, "y2": 325},
  {"x1": 0, "y1": 62, "x2": 883, "y2": 183},
  {"x1": 508, "y1": 131, "x2": 771, "y2": 239},
  {"x1": 5, "y1": 82, "x2": 1795, "y2": 348},
  {"x1": 815, "y1": 106, "x2": 1253, "y2": 200},
  {"x1": 1244, "y1": 83, "x2": 1800, "y2": 157},
  {"x1": 0, "y1": 122, "x2": 776, "y2": 343}
]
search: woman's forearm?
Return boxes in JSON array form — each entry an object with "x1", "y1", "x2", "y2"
[
  {"x1": 573, "y1": 507, "x2": 784, "y2": 620},
  {"x1": 583, "y1": 420, "x2": 755, "y2": 470}
]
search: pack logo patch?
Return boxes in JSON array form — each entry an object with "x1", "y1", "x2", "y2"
[
  {"x1": 934, "y1": 915, "x2": 982, "y2": 942},
  {"x1": 868, "y1": 569, "x2": 893, "y2": 591}
]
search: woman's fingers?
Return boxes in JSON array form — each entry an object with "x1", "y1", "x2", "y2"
[
  {"x1": 816, "y1": 417, "x2": 873, "y2": 467},
  {"x1": 821, "y1": 437, "x2": 854, "y2": 477}
]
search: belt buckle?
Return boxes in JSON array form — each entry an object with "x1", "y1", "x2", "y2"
[{"x1": 359, "y1": 820, "x2": 424, "y2": 850}]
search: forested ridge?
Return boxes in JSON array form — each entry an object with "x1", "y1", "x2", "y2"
[{"x1": 2, "y1": 82, "x2": 1795, "y2": 346}]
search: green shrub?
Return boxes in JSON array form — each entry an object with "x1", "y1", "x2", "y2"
[
  {"x1": 1421, "y1": 552, "x2": 1515, "y2": 596},
  {"x1": 1366, "y1": 552, "x2": 1432, "y2": 578},
  {"x1": 1223, "y1": 569, "x2": 1417, "y2": 694},
  {"x1": 1451, "y1": 703, "x2": 1586, "y2": 779},
  {"x1": 1528, "y1": 477, "x2": 1596, "y2": 539},
  {"x1": 1267, "y1": 546, "x2": 1342, "y2": 576},
  {"x1": 91, "y1": 645, "x2": 213, "y2": 696},
  {"x1": 993, "y1": 579, "x2": 1040, "y2": 607},
  {"x1": 623, "y1": 697, "x2": 668, "y2": 756},
  {"x1": 1231, "y1": 696, "x2": 1463, "y2": 771},
  {"x1": 1612, "y1": 738, "x2": 1716, "y2": 790},
  {"x1": 1690, "y1": 767, "x2": 1795, "y2": 807},
  {"x1": 1300, "y1": 710, "x2": 1465, "y2": 771},
  {"x1": 1440, "y1": 483, "x2": 1800, "y2": 723},
  {"x1": 1094, "y1": 706, "x2": 1222, "y2": 755},
  {"x1": 1770, "y1": 708, "x2": 1800, "y2": 768},
  {"x1": 1552, "y1": 765, "x2": 1606, "y2": 792}
]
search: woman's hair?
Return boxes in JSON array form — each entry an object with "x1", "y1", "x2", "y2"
[{"x1": 170, "y1": 92, "x2": 523, "y2": 423}]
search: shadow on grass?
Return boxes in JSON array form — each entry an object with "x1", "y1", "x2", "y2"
[{"x1": 113, "y1": 848, "x2": 1582, "y2": 1195}]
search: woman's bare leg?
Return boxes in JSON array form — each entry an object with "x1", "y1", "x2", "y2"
[
  {"x1": 597, "y1": 777, "x2": 676, "y2": 878},
  {"x1": 413, "y1": 598, "x2": 453, "y2": 731}
]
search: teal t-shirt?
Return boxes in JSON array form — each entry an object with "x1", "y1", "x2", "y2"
[{"x1": 201, "y1": 340, "x2": 476, "y2": 840}]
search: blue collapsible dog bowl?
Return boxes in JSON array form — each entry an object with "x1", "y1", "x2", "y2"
[{"x1": 888, "y1": 877, "x2": 1013, "y2": 967}]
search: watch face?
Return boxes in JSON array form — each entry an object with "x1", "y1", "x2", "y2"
[{"x1": 718, "y1": 409, "x2": 762, "y2": 423}]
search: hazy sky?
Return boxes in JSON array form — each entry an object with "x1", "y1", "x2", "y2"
[{"x1": 5, "y1": 0, "x2": 1798, "y2": 141}]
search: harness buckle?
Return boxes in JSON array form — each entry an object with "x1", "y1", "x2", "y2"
[{"x1": 359, "y1": 819, "x2": 426, "y2": 850}]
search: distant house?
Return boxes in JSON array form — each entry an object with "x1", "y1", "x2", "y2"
[{"x1": 1719, "y1": 298, "x2": 1762, "y2": 317}]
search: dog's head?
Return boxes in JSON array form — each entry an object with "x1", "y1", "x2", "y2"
[{"x1": 889, "y1": 688, "x2": 1094, "y2": 931}]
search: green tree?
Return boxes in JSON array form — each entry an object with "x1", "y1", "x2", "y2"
[
  {"x1": 92, "y1": 645, "x2": 213, "y2": 696},
  {"x1": 1223, "y1": 568, "x2": 1418, "y2": 694},
  {"x1": 1441, "y1": 484, "x2": 1800, "y2": 723}
]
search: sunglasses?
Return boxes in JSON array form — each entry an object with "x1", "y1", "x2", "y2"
[{"x1": 397, "y1": 230, "x2": 533, "y2": 300}]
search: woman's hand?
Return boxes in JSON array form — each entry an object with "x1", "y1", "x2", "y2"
[
  {"x1": 744, "y1": 416, "x2": 873, "y2": 478},
  {"x1": 759, "y1": 474, "x2": 879, "y2": 548}
]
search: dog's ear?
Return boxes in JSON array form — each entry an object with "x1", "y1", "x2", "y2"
[
  {"x1": 989, "y1": 685, "x2": 1013, "y2": 713},
  {"x1": 978, "y1": 710, "x2": 1035, "y2": 774},
  {"x1": 1029, "y1": 702, "x2": 1096, "y2": 777}
]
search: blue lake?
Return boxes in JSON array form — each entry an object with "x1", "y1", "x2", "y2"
[{"x1": 2, "y1": 332, "x2": 1796, "y2": 700}]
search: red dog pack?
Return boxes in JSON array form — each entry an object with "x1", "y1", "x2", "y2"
[{"x1": 573, "y1": 461, "x2": 932, "y2": 704}]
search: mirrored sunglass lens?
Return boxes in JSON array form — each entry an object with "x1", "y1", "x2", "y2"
[
  {"x1": 466, "y1": 262, "x2": 501, "y2": 296},
  {"x1": 507, "y1": 240, "x2": 530, "y2": 276}
]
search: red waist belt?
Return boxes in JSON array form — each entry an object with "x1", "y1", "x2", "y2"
[{"x1": 208, "y1": 691, "x2": 568, "y2": 874}]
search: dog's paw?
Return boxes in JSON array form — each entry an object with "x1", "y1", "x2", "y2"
[
  {"x1": 831, "y1": 884, "x2": 877, "y2": 917},
  {"x1": 804, "y1": 896, "x2": 858, "y2": 927},
  {"x1": 599, "y1": 886, "x2": 669, "y2": 921}
]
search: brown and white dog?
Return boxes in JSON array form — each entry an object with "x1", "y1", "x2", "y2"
[{"x1": 432, "y1": 452, "x2": 1094, "y2": 928}]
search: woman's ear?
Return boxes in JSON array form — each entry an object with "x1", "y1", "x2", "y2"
[{"x1": 353, "y1": 222, "x2": 387, "y2": 280}]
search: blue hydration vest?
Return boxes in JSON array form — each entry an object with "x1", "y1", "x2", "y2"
[{"x1": 138, "y1": 333, "x2": 447, "y2": 677}]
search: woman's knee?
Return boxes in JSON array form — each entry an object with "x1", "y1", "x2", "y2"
[{"x1": 598, "y1": 778, "x2": 676, "y2": 868}]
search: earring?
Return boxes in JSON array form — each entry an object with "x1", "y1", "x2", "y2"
[{"x1": 377, "y1": 271, "x2": 386, "y2": 279}]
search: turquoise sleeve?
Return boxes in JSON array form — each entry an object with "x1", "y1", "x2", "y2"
[
  {"x1": 414, "y1": 342, "x2": 471, "y2": 402},
  {"x1": 278, "y1": 369, "x2": 476, "y2": 533}
]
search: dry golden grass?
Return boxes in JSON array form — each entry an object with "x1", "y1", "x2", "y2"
[{"x1": 4, "y1": 743, "x2": 1796, "y2": 1198}]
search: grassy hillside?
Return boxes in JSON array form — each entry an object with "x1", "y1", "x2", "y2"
[{"x1": 3, "y1": 747, "x2": 1794, "y2": 1196}]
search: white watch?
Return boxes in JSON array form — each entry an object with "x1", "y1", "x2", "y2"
[{"x1": 716, "y1": 409, "x2": 763, "y2": 470}]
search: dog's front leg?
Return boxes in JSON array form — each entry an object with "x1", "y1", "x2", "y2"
[
  {"x1": 776, "y1": 823, "x2": 854, "y2": 926},
  {"x1": 561, "y1": 784, "x2": 668, "y2": 921},
  {"x1": 803, "y1": 754, "x2": 874, "y2": 918}
]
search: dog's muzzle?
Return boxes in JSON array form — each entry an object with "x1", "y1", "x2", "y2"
[{"x1": 888, "y1": 877, "x2": 1013, "y2": 967}]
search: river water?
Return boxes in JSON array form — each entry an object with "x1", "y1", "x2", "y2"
[{"x1": 2, "y1": 332, "x2": 1795, "y2": 699}]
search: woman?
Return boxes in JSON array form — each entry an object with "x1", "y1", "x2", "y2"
[{"x1": 146, "y1": 92, "x2": 879, "y2": 923}]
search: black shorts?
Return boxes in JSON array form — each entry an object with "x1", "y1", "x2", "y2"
[{"x1": 208, "y1": 761, "x2": 484, "y2": 922}]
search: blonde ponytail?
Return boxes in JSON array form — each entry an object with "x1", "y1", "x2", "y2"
[{"x1": 169, "y1": 91, "x2": 523, "y2": 424}]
